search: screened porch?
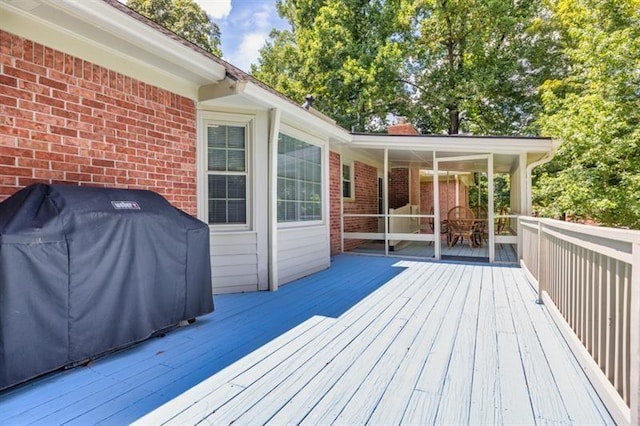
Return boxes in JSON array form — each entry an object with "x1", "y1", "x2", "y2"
[{"x1": 340, "y1": 135, "x2": 554, "y2": 264}]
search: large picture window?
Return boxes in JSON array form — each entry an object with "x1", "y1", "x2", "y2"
[
  {"x1": 207, "y1": 125, "x2": 247, "y2": 225},
  {"x1": 277, "y1": 133, "x2": 322, "y2": 222}
]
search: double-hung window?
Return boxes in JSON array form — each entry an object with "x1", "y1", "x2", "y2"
[
  {"x1": 277, "y1": 132, "x2": 322, "y2": 223},
  {"x1": 342, "y1": 162, "x2": 354, "y2": 199},
  {"x1": 206, "y1": 124, "x2": 248, "y2": 226}
]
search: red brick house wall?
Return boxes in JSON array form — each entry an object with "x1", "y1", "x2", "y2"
[
  {"x1": 343, "y1": 160, "x2": 379, "y2": 251},
  {"x1": 329, "y1": 151, "x2": 381, "y2": 254},
  {"x1": 388, "y1": 168, "x2": 409, "y2": 209},
  {"x1": 387, "y1": 122, "x2": 419, "y2": 135},
  {"x1": 420, "y1": 179, "x2": 469, "y2": 220},
  {"x1": 329, "y1": 150, "x2": 341, "y2": 255},
  {"x1": 0, "y1": 30, "x2": 197, "y2": 214}
]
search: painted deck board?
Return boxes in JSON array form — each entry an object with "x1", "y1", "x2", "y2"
[
  {"x1": 0, "y1": 255, "x2": 614, "y2": 425},
  {"x1": 494, "y1": 265, "x2": 537, "y2": 424},
  {"x1": 433, "y1": 263, "x2": 483, "y2": 425},
  {"x1": 367, "y1": 263, "x2": 467, "y2": 425},
  {"x1": 271, "y1": 263, "x2": 438, "y2": 424},
  {"x1": 499, "y1": 265, "x2": 569, "y2": 423},
  {"x1": 468, "y1": 265, "x2": 501, "y2": 423},
  {"x1": 508, "y1": 267, "x2": 615, "y2": 424}
]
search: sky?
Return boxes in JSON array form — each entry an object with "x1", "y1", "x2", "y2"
[
  {"x1": 119, "y1": 0, "x2": 289, "y2": 72},
  {"x1": 206, "y1": 0, "x2": 290, "y2": 72},
  {"x1": 118, "y1": 0, "x2": 290, "y2": 72}
]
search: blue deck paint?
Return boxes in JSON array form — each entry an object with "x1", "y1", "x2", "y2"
[{"x1": 0, "y1": 255, "x2": 404, "y2": 424}]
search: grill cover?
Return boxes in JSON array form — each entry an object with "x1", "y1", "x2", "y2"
[{"x1": 0, "y1": 184, "x2": 213, "y2": 390}]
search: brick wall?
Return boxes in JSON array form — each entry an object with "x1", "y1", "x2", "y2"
[
  {"x1": 388, "y1": 168, "x2": 409, "y2": 209},
  {"x1": 343, "y1": 160, "x2": 379, "y2": 251},
  {"x1": 387, "y1": 122, "x2": 419, "y2": 135},
  {"x1": 329, "y1": 150, "x2": 341, "y2": 255},
  {"x1": 420, "y1": 179, "x2": 469, "y2": 221},
  {"x1": 0, "y1": 30, "x2": 197, "y2": 214}
]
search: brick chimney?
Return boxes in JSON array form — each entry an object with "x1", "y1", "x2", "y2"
[{"x1": 387, "y1": 117, "x2": 419, "y2": 135}]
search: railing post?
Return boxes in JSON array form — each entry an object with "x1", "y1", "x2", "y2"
[
  {"x1": 536, "y1": 220, "x2": 545, "y2": 304},
  {"x1": 631, "y1": 243, "x2": 640, "y2": 425},
  {"x1": 517, "y1": 216, "x2": 523, "y2": 261}
]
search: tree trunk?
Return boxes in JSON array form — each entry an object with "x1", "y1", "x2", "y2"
[{"x1": 448, "y1": 105, "x2": 459, "y2": 134}]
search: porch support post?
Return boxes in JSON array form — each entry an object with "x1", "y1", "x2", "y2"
[
  {"x1": 537, "y1": 220, "x2": 546, "y2": 304},
  {"x1": 267, "y1": 108, "x2": 281, "y2": 291},
  {"x1": 519, "y1": 153, "x2": 527, "y2": 215},
  {"x1": 384, "y1": 148, "x2": 389, "y2": 256},
  {"x1": 488, "y1": 154, "x2": 495, "y2": 262},
  {"x1": 433, "y1": 151, "x2": 441, "y2": 260},
  {"x1": 631, "y1": 243, "x2": 640, "y2": 425},
  {"x1": 340, "y1": 153, "x2": 344, "y2": 253}
]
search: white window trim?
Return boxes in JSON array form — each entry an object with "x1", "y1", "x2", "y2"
[
  {"x1": 197, "y1": 111, "x2": 254, "y2": 231},
  {"x1": 277, "y1": 124, "x2": 326, "y2": 229},
  {"x1": 342, "y1": 159, "x2": 355, "y2": 201}
]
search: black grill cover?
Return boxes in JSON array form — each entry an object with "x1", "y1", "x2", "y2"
[{"x1": 0, "y1": 184, "x2": 213, "y2": 390}]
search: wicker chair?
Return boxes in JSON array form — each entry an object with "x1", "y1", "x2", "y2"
[
  {"x1": 471, "y1": 205, "x2": 488, "y2": 246},
  {"x1": 447, "y1": 206, "x2": 476, "y2": 248},
  {"x1": 496, "y1": 207, "x2": 509, "y2": 235}
]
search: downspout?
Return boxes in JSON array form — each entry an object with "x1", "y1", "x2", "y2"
[{"x1": 268, "y1": 108, "x2": 281, "y2": 291}]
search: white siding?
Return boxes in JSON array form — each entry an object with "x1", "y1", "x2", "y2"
[
  {"x1": 210, "y1": 231, "x2": 260, "y2": 294},
  {"x1": 277, "y1": 225, "x2": 330, "y2": 285},
  {"x1": 510, "y1": 157, "x2": 524, "y2": 215}
]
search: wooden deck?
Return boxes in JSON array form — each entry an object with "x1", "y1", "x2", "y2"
[{"x1": 0, "y1": 255, "x2": 613, "y2": 424}]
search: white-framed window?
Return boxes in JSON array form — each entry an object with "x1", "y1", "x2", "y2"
[
  {"x1": 204, "y1": 119, "x2": 251, "y2": 227},
  {"x1": 277, "y1": 132, "x2": 323, "y2": 223},
  {"x1": 342, "y1": 162, "x2": 354, "y2": 200}
]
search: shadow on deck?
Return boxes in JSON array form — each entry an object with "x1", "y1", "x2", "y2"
[{"x1": 0, "y1": 255, "x2": 404, "y2": 424}]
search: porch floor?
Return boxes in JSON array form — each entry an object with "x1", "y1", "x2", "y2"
[
  {"x1": 350, "y1": 240, "x2": 518, "y2": 262},
  {"x1": 0, "y1": 255, "x2": 612, "y2": 424}
]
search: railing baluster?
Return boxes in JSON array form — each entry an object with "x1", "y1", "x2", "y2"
[
  {"x1": 605, "y1": 257, "x2": 614, "y2": 383},
  {"x1": 623, "y1": 262, "x2": 630, "y2": 406},
  {"x1": 613, "y1": 260, "x2": 622, "y2": 397},
  {"x1": 585, "y1": 250, "x2": 595, "y2": 354},
  {"x1": 578, "y1": 245, "x2": 584, "y2": 343}
]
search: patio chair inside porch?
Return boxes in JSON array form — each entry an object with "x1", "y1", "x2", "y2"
[
  {"x1": 471, "y1": 205, "x2": 488, "y2": 246},
  {"x1": 447, "y1": 206, "x2": 476, "y2": 248}
]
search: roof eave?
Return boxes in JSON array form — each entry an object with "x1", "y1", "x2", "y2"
[
  {"x1": 350, "y1": 134, "x2": 555, "y2": 154},
  {"x1": 0, "y1": 0, "x2": 226, "y2": 91}
]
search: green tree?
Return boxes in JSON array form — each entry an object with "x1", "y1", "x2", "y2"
[
  {"x1": 533, "y1": 0, "x2": 640, "y2": 228},
  {"x1": 127, "y1": 0, "x2": 222, "y2": 56},
  {"x1": 252, "y1": 0, "x2": 409, "y2": 131},
  {"x1": 402, "y1": 0, "x2": 559, "y2": 134}
]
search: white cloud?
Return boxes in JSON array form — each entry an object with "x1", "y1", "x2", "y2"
[
  {"x1": 231, "y1": 32, "x2": 269, "y2": 72},
  {"x1": 196, "y1": 0, "x2": 232, "y2": 20}
]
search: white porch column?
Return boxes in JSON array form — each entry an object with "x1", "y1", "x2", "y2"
[
  {"x1": 383, "y1": 149, "x2": 389, "y2": 256},
  {"x1": 433, "y1": 151, "x2": 441, "y2": 260},
  {"x1": 488, "y1": 154, "x2": 495, "y2": 262}
]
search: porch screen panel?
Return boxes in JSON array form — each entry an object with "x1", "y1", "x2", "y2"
[
  {"x1": 207, "y1": 125, "x2": 247, "y2": 224},
  {"x1": 277, "y1": 134, "x2": 322, "y2": 222}
]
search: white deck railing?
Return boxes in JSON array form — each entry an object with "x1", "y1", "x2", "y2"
[
  {"x1": 518, "y1": 216, "x2": 639, "y2": 425},
  {"x1": 388, "y1": 204, "x2": 420, "y2": 247}
]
